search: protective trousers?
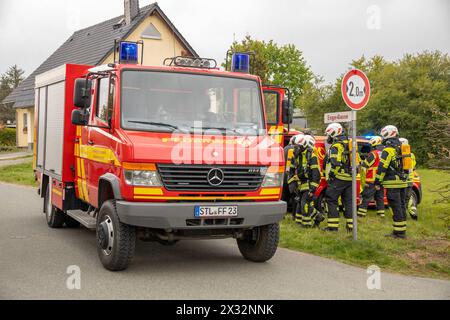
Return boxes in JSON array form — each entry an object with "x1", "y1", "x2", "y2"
[
  {"x1": 358, "y1": 184, "x2": 385, "y2": 217},
  {"x1": 386, "y1": 188, "x2": 407, "y2": 235},
  {"x1": 300, "y1": 191, "x2": 317, "y2": 227},
  {"x1": 325, "y1": 179, "x2": 353, "y2": 231}
]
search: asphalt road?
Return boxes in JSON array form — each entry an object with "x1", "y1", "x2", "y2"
[{"x1": 0, "y1": 182, "x2": 449, "y2": 300}]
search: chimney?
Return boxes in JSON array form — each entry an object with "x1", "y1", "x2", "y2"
[{"x1": 124, "y1": 0, "x2": 140, "y2": 25}]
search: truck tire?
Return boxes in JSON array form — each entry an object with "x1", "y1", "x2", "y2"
[
  {"x1": 44, "y1": 183, "x2": 65, "y2": 228},
  {"x1": 96, "y1": 200, "x2": 136, "y2": 271},
  {"x1": 237, "y1": 223, "x2": 279, "y2": 263}
]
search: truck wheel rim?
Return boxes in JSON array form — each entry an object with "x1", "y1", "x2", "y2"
[{"x1": 101, "y1": 216, "x2": 114, "y2": 256}]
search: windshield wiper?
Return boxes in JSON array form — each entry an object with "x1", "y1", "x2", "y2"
[
  {"x1": 190, "y1": 126, "x2": 244, "y2": 136},
  {"x1": 127, "y1": 121, "x2": 182, "y2": 132}
]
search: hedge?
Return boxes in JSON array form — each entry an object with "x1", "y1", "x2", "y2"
[{"x1": 0, "y1": 128, "x2": 16, "y2": 146}]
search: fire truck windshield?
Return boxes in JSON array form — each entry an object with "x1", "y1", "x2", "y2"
[{"x1": 120, "y1": 70, "x2": 265, "y2": 135}]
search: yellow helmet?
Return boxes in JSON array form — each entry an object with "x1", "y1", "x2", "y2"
[{"x1": 369, "y1": 136, "x2": 383, "y2": 147}]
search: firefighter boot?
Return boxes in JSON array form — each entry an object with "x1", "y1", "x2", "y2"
[{"x1": 346, "y1": 219, "x2": 354, "y2": 233}]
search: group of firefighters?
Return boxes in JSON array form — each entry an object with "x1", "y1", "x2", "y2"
[{"x1": 286, "y1": 123, "x2": 417, "y2": 239}]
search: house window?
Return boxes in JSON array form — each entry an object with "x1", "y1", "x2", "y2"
[
  {"x1": 23, "y1": 112, "x2": 28, "y2": 133},
  {"x1": 140, "y1": 23, "x2": 162, "y2": 40}
]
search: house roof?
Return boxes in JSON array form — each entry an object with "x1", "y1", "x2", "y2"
[{"x1": 3, "y1": 2, "x2": 198, "y2": 109}]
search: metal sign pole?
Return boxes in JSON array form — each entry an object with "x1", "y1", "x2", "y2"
[{"x1": 351, "y1": 110, "x2": 358, "y2": 240}]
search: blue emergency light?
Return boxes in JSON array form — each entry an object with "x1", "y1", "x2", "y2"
[
  {"x1": 119, "y1": 42, "x2": 139, "y2": 64},
  {"x1": 231, "y1": 53, "x2": 250, "y2": 73}
]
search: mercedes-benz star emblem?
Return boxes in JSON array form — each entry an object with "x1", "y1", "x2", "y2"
[{"x1": 207, "y1": 168, "x2": 224, "y2": 186}]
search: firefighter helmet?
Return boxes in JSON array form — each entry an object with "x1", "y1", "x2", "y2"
[
  {"x1": 325, "y1": 123, "x2": 343, "y2": 138},
  {"x1": 292, "y1": 134, "x2": 306, "y2": 146},
  {"x1": 399, "y1": 138, "x2": 409, "y2": 145},
  {"x1": 296, "y1": 134, "x2": 316, "y2": 150},
  {"x1": 369, "y1": 136, "x2": 383, "y2": 147},
  {"x1": 380, "y1": 125, "x2": 399, "y2": 139},
  {"x1": 304, "y1": 135, "x2": 316, "y2": 150}
]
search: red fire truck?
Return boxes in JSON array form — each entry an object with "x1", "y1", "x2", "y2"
[{"x1": 34, "y1": 45, "x2": 287, "y2": 271}]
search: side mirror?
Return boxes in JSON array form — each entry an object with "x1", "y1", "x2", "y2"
[
  {"x1": 282, "y1": 99, "x2": 294, "y2": 125},
  {"x1": 73, "y1": 78, "x2": 91, "y2": 108},
  {"x1": 71, "y1": 109, "x2": 89, "y2": 126}
]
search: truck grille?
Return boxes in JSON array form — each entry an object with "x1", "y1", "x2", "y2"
[{"x1": 157, "y1": 164, "x2": 265, "y2": 191}]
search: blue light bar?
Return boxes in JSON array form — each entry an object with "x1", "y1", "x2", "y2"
[
  {"x1": 231, "y1": 53, "x2": 250, "y2": 73},
  {"x1": 119, "y1": 42, "x2": 138, "y2": 64}
]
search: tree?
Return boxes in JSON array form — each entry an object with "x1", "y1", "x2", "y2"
[
  {"x1": 224, "y1": 36, "x2": 313, "y2": 102},
  {"x1": 0, "y1": 65, "x2": 25, "y2": 124},
  {"x1": 300, "y1": 51, "x2": 450, "y2": 166}
]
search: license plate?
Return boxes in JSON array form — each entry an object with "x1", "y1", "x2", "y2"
[{"x1": 194, "y1": 205, "x2": 238, "y2": 218}]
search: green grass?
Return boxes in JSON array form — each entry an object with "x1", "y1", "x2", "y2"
[
  {"x1": 0, "y1": 160, "x2": 36, "y2": 186},
  {"x1": 0, "y1": 161, "x2": 448, "y2": 279},
  {"x1": 280, "y1": 169, "x2": 450, "y2": 280}
]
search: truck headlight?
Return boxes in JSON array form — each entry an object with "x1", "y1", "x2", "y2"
[
  {"x1": 261, "y1": 167, "x2": 284, "y2": 187},
  {"x1": 124, "y1": 170, "x2": 162, "y2": 187}
]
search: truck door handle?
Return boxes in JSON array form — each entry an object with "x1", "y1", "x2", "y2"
[{"x1": 87, "y1": 140, "x2": 94, "y2": 146}]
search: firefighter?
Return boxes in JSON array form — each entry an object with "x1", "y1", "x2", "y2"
[
  {"x1": 399, "y1": 138, "x2": 418, "y2": 220},
  {"x1": 294, "y1": 135, "x2": 322, "y2": 227},
  {"x1": 324, "y1": 123, "x2": 354, "y2": 232},
  {"x1": 358, "y1": 136, "x2": 385, "y2": 218},
  {"x1": 285, "y1": 135, "x2": 298, "y2": 218},
  {"x1": 287, "y1": 134, "x2": 305, "y2": 221},
  {"x1": 375, "y1": 125, "x2": 408, "y2": 239}
]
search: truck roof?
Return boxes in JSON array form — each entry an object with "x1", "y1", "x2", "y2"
[{"x1": 108, "y1": 63, "x2": 262, "y2": 82}]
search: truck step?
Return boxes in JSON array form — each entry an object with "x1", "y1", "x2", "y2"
[{"x1": 67, "y1": 211, "x2": 97, "y2": 230}]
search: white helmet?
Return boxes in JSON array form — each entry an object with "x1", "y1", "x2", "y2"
[
  {"x1": 325, "y1": 123, "x2": 343, "y2": 138},
  {"x1": 297, "y1": 135, "x2": 316, "y2": 150},
  {"x1": 292, "y1": 134, "x2": 306, "y2": 146},
  {"x1": 289, "y1": 135, "x2": 296, "y2": 145},
  {"x1": 369, "y1": 136, "x2": 383, "y2": 147},
  {"x1": 399, "y1": 138, "x2": 409, "y2": 145},
  {"x1": 380, "y1": 125, "x2": 399, "y2": 139}
]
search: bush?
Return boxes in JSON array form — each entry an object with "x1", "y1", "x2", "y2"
[{"x1": 0, "y1": 128, "x2": 16, "y2": 146}]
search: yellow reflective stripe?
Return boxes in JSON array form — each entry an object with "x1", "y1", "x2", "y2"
[
  {"x1": 134, "y1": 188, "x2": 164, "y2": 196},
  {"x1": 310, "y1": 182, "x2": 319, "y2": 187},
  {"x1": 79, "y1": 144, "x2": 121, "y2": 166},
  {"x1": 393, "y1": 221, "x2": 407, "y2": 226},
  {"x1": 393, "y1": 226, "x2": 407, "y2": 231},
  {"x1": 327, "y1": 218, "x2": 339, "y2": 222},
  {"x1": 82, "y1": 180, "x2": 88, "y2": 202},
  {"x1": 80, "y1": 159, "x2": 86, "y2": 178},
  {"x1": 260, "y1": 188, "x2": 281, "y2": 196},
  {"x1": 327, "y1": 223, "x2": 339, "y2": 227},
  {"x1": 77, "y1": 179, "x2": 85, "y2": 201},
  {"x1": 310, "y1": 165, "x2": 320, "y2": 169}
]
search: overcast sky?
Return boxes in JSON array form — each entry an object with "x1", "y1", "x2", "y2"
[{"x1": 0, "y1": 0, "x2": 449, "y2": 83}]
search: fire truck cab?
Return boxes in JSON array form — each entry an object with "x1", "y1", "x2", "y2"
[{"x1": 34, "y1": 46, "x2": 286, "y2": 271}]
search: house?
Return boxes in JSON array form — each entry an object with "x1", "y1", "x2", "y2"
[{"x1": 2, "y1": 0, "x2": 198, "y2": 150}]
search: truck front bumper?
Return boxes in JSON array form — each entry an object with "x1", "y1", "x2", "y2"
[{"x1": 115, "y1": 201, "x2": 287, "y2": 229}]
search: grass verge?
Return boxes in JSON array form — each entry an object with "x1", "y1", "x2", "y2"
[
  {"x1": 280, "y1": 169, "x2": 450, "y2": 280},
  {"x1": 0, "y1": 160, "x2": 36, "y2": 186}
]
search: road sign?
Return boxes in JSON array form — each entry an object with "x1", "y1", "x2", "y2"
[
  {"x1": 341, "y1": 69, "x2": 370, "y2": 111},
  {"x1": 324, "y1": 111, "x2": 355, "y2": 124},
  {"x1": 338, "y1": 69, "x2": 371, "y2": 241}
]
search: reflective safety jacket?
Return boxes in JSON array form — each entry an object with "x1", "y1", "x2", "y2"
[
  {"x1": 375, "y1": 138, "x2": 408, "y2": 189},
  {"x1": 289, "y1": 147, "x2": 321, "y2": 192},
  {"x1": 328, "y1": 136, "x2": 352, "y2": 182},
  {"x1": 361, "y1": 148, "x2": 382, "y2": 183}
]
